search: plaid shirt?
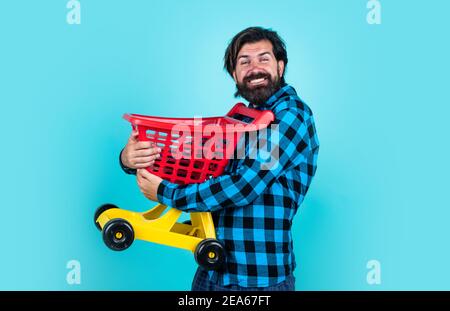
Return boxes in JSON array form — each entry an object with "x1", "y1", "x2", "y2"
[{"x1": 121, "y1": 84, "x2": 320, "y2": 287}]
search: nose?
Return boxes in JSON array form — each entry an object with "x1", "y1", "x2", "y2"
[{"x1": 247, "y1": 58, "x2": 263, "y2": 71}]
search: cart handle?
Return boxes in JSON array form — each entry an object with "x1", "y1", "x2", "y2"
[{"x1": 225, "y1": 103, "x2": 274, "y2": 127}]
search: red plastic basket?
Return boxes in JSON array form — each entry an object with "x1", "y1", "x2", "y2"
[{"x1": 123, "y1": 103, "x2": 274, "y2": 185}]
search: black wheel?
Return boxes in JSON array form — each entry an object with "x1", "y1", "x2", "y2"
[
  {"x1": 94, "y1": 203, "x2": 119, "y2": 231},
  {"x1": 194, "y1": 238, "x2": 226, "y2": 271},
  {"x1": 102, "y1": 219, "x2": 134, "y2": 251}
]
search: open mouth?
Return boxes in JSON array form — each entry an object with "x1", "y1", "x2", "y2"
[{"x1": 247, "y1": 76, "x2": 268, "y2": 87}]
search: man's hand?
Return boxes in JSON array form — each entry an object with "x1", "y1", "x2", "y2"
[
  {"x1": 137, "y1": 169, "x2": 163, "y2": 202},
  {"x1": 121, "y1": 130, "x2": 161, "y2": 169}
]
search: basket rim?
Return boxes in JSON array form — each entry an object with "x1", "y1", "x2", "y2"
[{"x1": 123, "y1": 103, "x2": 275, "y2": 133}]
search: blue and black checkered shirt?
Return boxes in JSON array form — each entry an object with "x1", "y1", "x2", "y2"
[{"x1": 122, "y1": 84, "x2": 319, "y2": 287}]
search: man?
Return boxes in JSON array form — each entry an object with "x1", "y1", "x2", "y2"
[{"x1": 120, "y1": 27, "x2": 320, "y2": 291}]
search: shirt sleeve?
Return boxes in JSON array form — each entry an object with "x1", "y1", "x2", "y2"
[
  {"x1": 157, "y1": 107, "x2": 319, "y2": 212},
  {"x1": 119, "y1": 148, "x2": 137, "y2": 175}
]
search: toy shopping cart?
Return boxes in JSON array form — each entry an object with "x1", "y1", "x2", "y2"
[{"x1": 94, "y1": 103, "x2": 274, "y2": 270}]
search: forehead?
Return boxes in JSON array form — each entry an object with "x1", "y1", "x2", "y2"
[{"x1": 237, "y1": 40, "x2": 274, "y2": 57}]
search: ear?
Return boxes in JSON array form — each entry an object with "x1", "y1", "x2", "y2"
[
  {"x1": 278, "y1": 60, "x2": 285, "y2": 77},
  {"x1": 232, "y1": 71, "x2": 238, "y2": 83}
]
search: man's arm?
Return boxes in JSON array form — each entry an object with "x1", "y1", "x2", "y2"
[{"x1": 157, "y1": 107, "x2": 319, "y2": 212}]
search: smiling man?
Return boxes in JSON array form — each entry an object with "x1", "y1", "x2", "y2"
[{"x1": 120, "y1": 27, "x2": 320, "y2": 291}]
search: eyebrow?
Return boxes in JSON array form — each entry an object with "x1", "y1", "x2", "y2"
[{"x1": 238, "y1": 51, "x2": 272, "y2": 60}]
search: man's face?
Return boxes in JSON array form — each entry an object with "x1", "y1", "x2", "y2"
[{"x1": 233, "y1": 40, "x2": 285, "y2": 106}]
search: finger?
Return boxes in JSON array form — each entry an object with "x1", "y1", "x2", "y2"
[
  {"x1": 132, "y1": 155, "x2": 159, "y2": 164},
  {"x1": 138, "y1": 168, "x2": 153, "y2": 180},
  {"x1": 134, "y1": 161, "x2": 155, "y2": 168},
  {"x1": 137, "y1": 173, "x2": 151, "y2": 189},
  {"x1": 134, "y1": 148, "x2": 161, "y2": 157},
  {"x1": 136, "y1": 172, "x2": 148, "y2": 186},
  {"x1": 135, "y1": 160, "x2": 155, "y2": 168},
  {"x1": 129, "y1": 130, "x2": 139, "y2": 143},
  {"x1": 135, "y1": 141, "x2": 153, "y2": 150}
]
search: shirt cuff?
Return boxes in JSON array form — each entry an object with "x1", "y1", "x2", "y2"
[
  {"x1": 157, "y1": 179, "x2": 177, "y2": 206},
  {"x1": 119, "y1": 149, "x2": 137, "y2": 175}
]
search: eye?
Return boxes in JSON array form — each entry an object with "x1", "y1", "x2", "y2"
[
  {"x1": 240, "y1": 60, "x2": 249, "y2": 65},
  {"x1": 260, "y1": 57, "x2": 269, "y2": 63}
]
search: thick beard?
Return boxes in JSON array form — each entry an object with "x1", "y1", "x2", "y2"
[{"x1": 235, "y1": 74, "x2": 282, "y2": 106}]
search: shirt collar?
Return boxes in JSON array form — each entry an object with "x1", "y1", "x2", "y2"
[{"x1": 249, "y1": 84, "x2": 296, "y2": 110}]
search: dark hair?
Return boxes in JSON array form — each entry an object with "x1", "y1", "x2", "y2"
[{"x1": 224, "y1": 27, "x2": 288, "y2": 84}]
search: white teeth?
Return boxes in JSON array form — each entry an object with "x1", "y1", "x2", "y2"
[{"x1": 249, "y1": 78, "x2": 266, "y2": 85}]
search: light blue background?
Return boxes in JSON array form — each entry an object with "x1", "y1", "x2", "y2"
[{"x1": 0, "y1": 0, "x2": 449, "y2": 290}]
